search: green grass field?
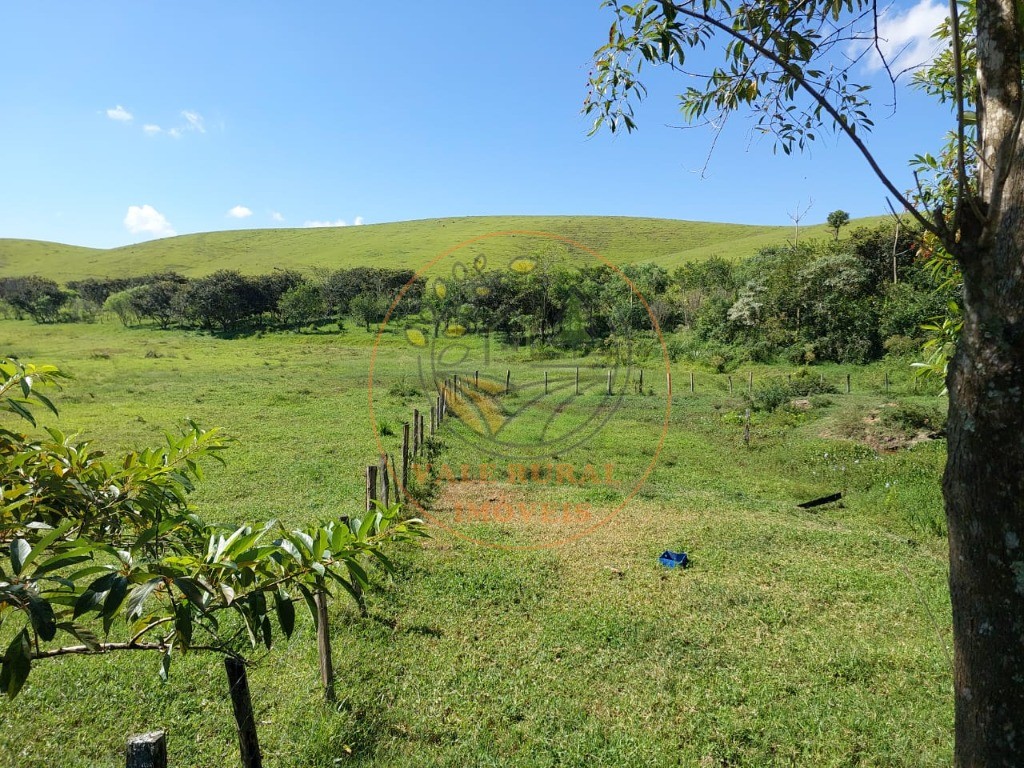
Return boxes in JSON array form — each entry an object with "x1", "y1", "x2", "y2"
[
  {"x1": 0, "y1": 317, "x2": 952, "y2": 767},
  {"x1": 0, "y1": 214, "x2": 891, "y2": 282}
]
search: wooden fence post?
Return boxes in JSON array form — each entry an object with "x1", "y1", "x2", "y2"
[
  {"x1": 366, "y1": 465, "x2": 378, "y2": 511},
  {"x1": 575, "y1": 366, "x2": 580, "y2": 395},
  {"x1": 313, "y1": 589, "x2": 335, "y2": 703},
  {"x1": 475, "y1": 370, "x2": 479, "y2": 388},
  {"x1": 378, "y1": 454, "x2": 390, "y2": 508},
  {"x1": 506, "y1": 369, "x2": 511, "y2": 394},
  {"x1": 639, "y1": 369, "x2": 644, "y2": 392},
  {"x1": 401, "y1": 423, "x2": 410, "y2": 493},
  {"x1": 689, "y1": 371, "x2": 694, "y2": 393},
  {"x1": 728, "y1": 375, "x2": 733, "y2": 395},
  {"x1": 884, "y1": 371, "x2": 890, "y2": 394},
  {"x1": 846, "y1": 373, "x2": 851, "y2": 394},
  {"x1": 606, "y1": 369, "x2": 612, "y2": 395},
  {"x1": 544, "y1": 371, "x2": 548, "y2": 394},
  {"x1": 430, "y1": 405, "x2": 436, "y2": 437},
  {"x1": 412, "y1": 409, "x2": 420, "y2": 456},
  {"x1": 743, "y1": 408, "x2": 751, "y2": 447},
  {"x1": 748, "y1": 371, "x2": 753, "y2": 394},
  {"x1": 126, "y1": 731, "x2": 167, "y2": 768},
  {"x1": 225, "y1": 657, "x2": 263, "y2": 768},
  {"x1": 667, "y1": 370, "x2": 672, "y2": 396}
]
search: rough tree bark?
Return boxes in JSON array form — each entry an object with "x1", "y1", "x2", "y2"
[{"x1": 944, "y1": 2, "x2": 1024, "y2": 764}]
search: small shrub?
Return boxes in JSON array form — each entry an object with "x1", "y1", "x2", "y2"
[
  {"x1": 879, "y1": 402, "x2": 945, "y2": 434},
  {"x1": 751, "y1": 379, "x2": 791, "y2": 412},
  {"x1": 788, "y1": 369, "x2": 839, "y2": 396},
  {"x1": 883, "y1": 334, "x2": 921, "y2": 358},
  {"x1": 388, "y1": 376, "x2": 422, "y2": 398}
]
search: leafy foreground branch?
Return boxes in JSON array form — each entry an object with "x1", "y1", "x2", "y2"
[{"x1": 0, "y1": 357, "x2": 425, "y2": 763}]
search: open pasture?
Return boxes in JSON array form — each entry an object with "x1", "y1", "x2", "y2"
[{"x1": 0, "y1": 318, "x2": 951, "y2": 766}]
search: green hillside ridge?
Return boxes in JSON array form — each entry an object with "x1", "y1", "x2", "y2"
[{"x1": 0, "y1": 214, "x2": 890, "y2": 282}]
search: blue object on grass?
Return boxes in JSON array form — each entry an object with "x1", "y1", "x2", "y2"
[{"x1": 659, "y1": 551, "x2": 688, "y2": 568}]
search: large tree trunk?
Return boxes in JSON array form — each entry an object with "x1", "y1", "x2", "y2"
[
  {"x1": 947, "y1": 3, "x2": 1024, "y2": 762},
  {"x1": 945, "y1": 239, "x2": 1024, "y2": 766}
]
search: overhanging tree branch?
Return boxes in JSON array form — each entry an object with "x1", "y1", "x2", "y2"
[{"x1": 669, "y1": 2, "x2": 940, "y2": 239}]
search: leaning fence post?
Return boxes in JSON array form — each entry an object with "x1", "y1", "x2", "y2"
[
  {"x1": 401, "y1": 423, "x2": 410, "y2": 493},
  {"x1": 378, "y1": 454, "x2": 390, "y2": 508},
  {"x1": 225, "y1": 657, "x2": 263, "y2": 768},
  {"x1": 126, "y1": 731, "x2": 167, "y2": 768}
]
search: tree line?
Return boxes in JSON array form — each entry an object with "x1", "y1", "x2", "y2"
[{"x1": 0, "y1": 222, "x2": 952, "y2": 365}]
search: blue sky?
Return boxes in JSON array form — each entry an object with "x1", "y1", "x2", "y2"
[{"x1": 0, "y1": 1, "x2": 952, "y2": 248}]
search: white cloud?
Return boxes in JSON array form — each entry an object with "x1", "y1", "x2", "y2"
[
  {"x1": 271, "y1": 211, "x2": 285, "y2": 222},
  {"x1": 867, "y1": 0, "x2": 946, "y2": 72},
  {"x1": 181, "y1": 110, "x2": 205, "y2": 133},
  {"x1": 123, "y1": 205, "x2": 176, "y2": 238},
  {"x1": 106, "y1": 105, "x2": 133, "y2": 122},
  {"x1": 303, "y1": 216, "x2": 364, "y2": 228},
  {"x1": 142, "y1": 124, "x2": 162, "y2": 135},
  {"x1": 227, "y1": 205, "x2": 253, "y2": 219},
  {"x1": 304, "y1": 219, "x2": 348, "y2": 228}
]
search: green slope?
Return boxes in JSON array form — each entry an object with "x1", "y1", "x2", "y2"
[{"x1": 0, "y1": 214, "x2": 890, "y2": 282}]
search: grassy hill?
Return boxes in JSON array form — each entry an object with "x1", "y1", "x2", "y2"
[{"x1": 0, "y1": 214, "x2": 890, "y2": 282}]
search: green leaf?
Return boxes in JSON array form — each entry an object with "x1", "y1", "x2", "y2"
[
  {"x1": 295, "y1": 583, "x2": 320, "y2": 627},
  {"x1": 172, "y1": 577, "x2": 210, "y2": 611},
  {"x1": 22, "y1": 520, "x2": 75, "y2": 572},
  {"x1": 260, "y1": 615, "x2": 272, "y2": 650},
  {"x1": 159, "y1": 642, "x2": 173, "y2": 683},
  {"x1": 9, "y1": 539, "x2": 30, "y2": 576},
  {"x1": 101, "y1": 575, "x2": 129, "y2": 618},
  {"x1": 346, "y1": 558, "x2": 369, "y2": 586},
  {"x1": 27, "y1": 596, "x2": 57, "y2": 641},
  {"x1": 274, "y1": 589, "x2": 295, "y2": 638},
  {"x1": 56, "y1": 622, "x2": 100, "y2": 651},
  {"x1": 126, "y1": 578, "x2": 164, "y2": 621},
  {"x1": 174, "y1": 603, "x2": 193, "y2": 649},
  {"x1": 0, "y1": 630, "x2": 31, "y2": 698},
  {"x1": 33, "y1": 548, "x2": 94, "y2": 577}
]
